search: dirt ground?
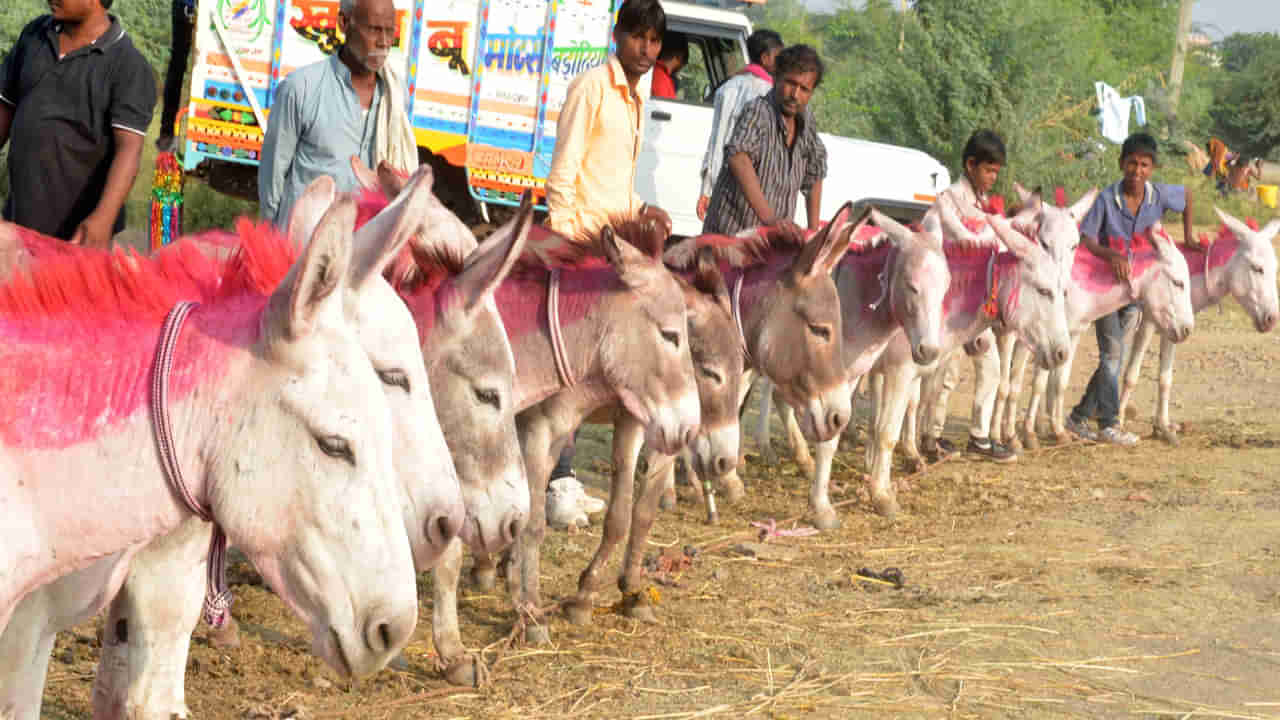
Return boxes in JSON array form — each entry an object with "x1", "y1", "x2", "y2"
[{"x1": 42, "y1": 233, "x2": 1280, "y2": 719}]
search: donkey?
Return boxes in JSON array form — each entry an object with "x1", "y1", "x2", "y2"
[
  {"x1": 560, "y1": 245, "x2": 742, "y2": 632},
  {"x1": 0, "y1": 173, "x2": 466, "y2": 718},
  {"x1": 752, "y1": 207, "x2": 952, "y2": 529},
  {"x1": 1006, "y1": 223, "x2": 1196, "y2": 447},
  {"x1": 1116, "y1": 210, "x2": 1278, "y2": 444},
  {"x1": 0, "y1": 188, "x2": 421, "y2": 697},
  {"x1": 656, "y1": 206, "x2": 859, "y2": 517},
  {"x1": 865, "y1": 212, "x2": 1073, "y2": 517}
]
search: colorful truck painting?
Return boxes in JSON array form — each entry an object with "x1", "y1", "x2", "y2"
[{"x1": 182, "y1": 0, "x2": 619, "y2": 209}]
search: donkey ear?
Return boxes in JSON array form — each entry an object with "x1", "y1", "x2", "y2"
[
  {"x1": 455, "y1": 191, "x2": 535, "y2": 311},
  {"x1": 1259, "y1": 218, "x2": 1280, "y2": 241},
  {"x1": 350, "y1": 155, "x2": 381, "y2": 194},
  {"x1": 286, "y1": 175, "x2": 338, "y2": 249},
  {"x1": 988, "y1": 213, "x2": 1035, "y2": 259},
  {"x1": 1148, "y1": 223, "x2": 1177, "y2": 259},
  {"x1": 1068, "y1": 188, "x2": 1099, "y2": 223},
  {"x1": 1215, "y1": 207, "x2": 1257, "y2": 241},
  {"x1": 376, "y1": 160, "x2": 417, "y2": 199},
  {"x1": 268, "y1": 193, "x2": 356, "y2": 341},
  {"x1": 349, "y1": 165, "x2": 434, "y2": 290},
  {"x1": 871, "y1": 208, "x2": 916, "y2": 249},
  {"x1": 796, "y1": 201, "x2": 852, "y2": 278},
  {"x1": 692, "y1": 245, "x2": 731, "y2": 309},
  {"x1": 1012, "y1": 182, "x2": 1036, "y2": 207}
]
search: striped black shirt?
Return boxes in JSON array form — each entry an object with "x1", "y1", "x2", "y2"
[{"x1": 701, "y1": 90, "x2": 827, "y2": 236}]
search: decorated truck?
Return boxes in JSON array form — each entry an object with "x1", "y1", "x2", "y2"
[{"x1": 182, "y1": 0, "x2": 949, "y2": 235}]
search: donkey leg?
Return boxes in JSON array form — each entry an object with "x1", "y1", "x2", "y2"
[
  {"x1": 755, "y1": 377, "x2": 777, "y2": 464},
  {"x1": 432, "y1": 539, "x2": 487, "y2": 687},
  {"x1": 0, "y1": 596, "x2": 59, "y2": 720},
  {"x1": 992, "y1": 331, "x2": 1018, "y2": 449},
  {"x1": 868, "y1": 366, "x2": 915, "y2": 517},
  {"x1": 92, "y1": 523, "x2": 209, "y2": 720},
  {"x1": 1155, "y1": 336, "x2": 1180, "y2": 444},
  {"x1": 810, "y1": 436, "x2": 841, "y2": 529},
  {"x1": 782, "y1": 399, "x2": 816, "y2": 476},
  {"x1": 1048, "y1": 333, "x2": 1083, "y2": 442},
  {"x1": 1007, "y1": 343, "x2": 1037, "y2": 450},
  {"x1": 1119, "y1": 318, "x2": 1157, "y2": 429},
  {"x1": 660, "y1": 447, "x2": 690, "y2": 511},
  {"x1": 618, "y1": 449, "x2": 679, "y2": 622},
  {"x1": 899, "y1": 374, "x2": 924, "y2": 472},
  {"x1": 865, "y1": 372, "x2": 883, "y2": 468},
  {"x1": 511, "y1": 412, "x2": 558, "y2": 646},
  {"x1": 564, "y1": 414, "x2": 641, "y2": 626}
]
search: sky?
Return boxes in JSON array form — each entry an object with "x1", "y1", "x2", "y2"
[{"x1": 795, "y1": 0, "x2": 1280, "y2": 36}]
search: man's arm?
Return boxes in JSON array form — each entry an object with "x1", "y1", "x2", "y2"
[
  {"x1": 545, "y1": 73, "x2": 596, "y2": 237},
  {"x1": 726, "y1": 152, "x2": 773, "y2": 223},
  {"x1": 257, "y1": 79, "x2": 302, "y2": 223},
  {"x1": 71, "y1": 129, "x2": 143, "y2": 248},
  {"x1": 699, "y1": 80, "x2": 740, "y2": 201},
  {"x1": 1081, "y1": 233, "x2": 1130, "y2": 282},
  {"x1": 805, "y1": 178, "x2": 822, "y2": 230}
]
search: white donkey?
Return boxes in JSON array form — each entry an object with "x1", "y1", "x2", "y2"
[
  {"x1": 0, "y1": 175, "x2": 450, "y2": 718},
  {"x1": 1117, "y1": 210, "x2": 1279, "y2": 443}
]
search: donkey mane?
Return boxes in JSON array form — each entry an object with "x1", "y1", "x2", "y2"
[
  {"x1": 663, "y1": 224, "x2": 813, "y2": 270},
  {"x1": 517, "y1": 213, "x2": 656, "y2": 272}
]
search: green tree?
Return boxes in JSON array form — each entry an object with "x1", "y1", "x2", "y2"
[{"x1": 1210, "y1": 33, "x2": 1280, "y2": 160}]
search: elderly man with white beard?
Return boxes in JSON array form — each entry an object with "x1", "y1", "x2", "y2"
[{"x1": 258, "y1": 0, "x2": 417, "y2": 227}]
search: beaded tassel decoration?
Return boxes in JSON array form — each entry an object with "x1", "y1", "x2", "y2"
[{"x1": 150, "y1": 152, "x2": 185, "y2": 252}]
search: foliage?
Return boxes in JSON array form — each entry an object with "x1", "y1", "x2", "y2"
[{"x1": 1209, "y1": 33, "x2": 1280, "y2": 161}]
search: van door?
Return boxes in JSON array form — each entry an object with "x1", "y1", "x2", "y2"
[{"x1": 638, "y1": 25, "x2": 744, "y2": 238}]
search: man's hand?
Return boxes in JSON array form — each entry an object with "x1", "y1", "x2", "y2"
[
  {"x1": 641, "y1": 204, "x2": 673, "y2": 237},
  {"x1": 70, "y1": 213, "x2": 114, "y2": 250},
  {"x1": 1107, "y1": 253, "x2": 1131, "y2": 283},
  {"x1": 764, "y1": 215, "x2": 804, "y2": 244},
  {"x1": 696, "y1": 194, "x2": 710, "y2": 221}
]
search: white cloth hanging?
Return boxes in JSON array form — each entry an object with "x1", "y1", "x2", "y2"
[{"x1": 1094, "y1": 81, "x2": 1147, "y2": 145}]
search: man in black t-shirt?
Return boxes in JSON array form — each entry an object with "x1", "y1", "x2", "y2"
[{"x1": 0, "y1": 0, "x2": 156, "y2": 247}]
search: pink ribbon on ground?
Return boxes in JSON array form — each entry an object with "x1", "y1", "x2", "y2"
[{"x1": 750, "y1": 518, "x2": 820, "y2": 542}]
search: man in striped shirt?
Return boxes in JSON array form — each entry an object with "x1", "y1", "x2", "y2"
[
  {"x1": 701, "y1": 44, "x2": 827, "y2": 240},
  {"x1": 695, "y1": 29, "x2": 782, "y2": 221}
]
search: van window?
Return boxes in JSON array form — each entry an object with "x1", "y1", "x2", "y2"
[{"x1": 661, "y1": 34, "x2": 739, "y2": 106}]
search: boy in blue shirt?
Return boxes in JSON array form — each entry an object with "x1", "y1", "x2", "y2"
[{"x1": 1065, "y1": 132, "x2": 1194, "y2": 446}]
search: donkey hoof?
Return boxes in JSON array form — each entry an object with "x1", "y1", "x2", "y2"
[
  {"x1": 795, "y1": 453, "x2": 816, "y2": 476},
  {"x1": 720, "y1": 472, "x2": 746, "y2": 504},
  {"x1": 469, "y1": 567, "x2": 497, "y2": 592},
  {"x1": 1052, "y1": 431, "x2": 1072, "y2": 446},
  {"x1": 870, "y1": 492, "x2": 900, "y2": 519},
  {"x1": 813, "y1": 507, "x2": 841, "y2": 531},
  {"x1": 659, "y1": 490, "x2": 677, "y2": 512},
  {"x1": 1154, "y1": 426, "x2": 1180, "y2": 446},
  {"x1": 524, "y1": 624, "x2": 552, "y2": 646},
  {"x1": 622, "y1": 593, "x2": 659, "y2": 624},
  {"x1": 903, "y1": 457, "x2": 925, "y2": 474},
  {"x1": 443, "y1": 654, "x2": 488, "y2": 688},
  {"x1": 209, "y1": 615, "x2": 241, "y2": 649},
  {"x1": 761, "y1": 447, "x2": 778, "y2": 466},
  {"x1": 1021, "y1": 431, "x2": 1040, "y2": 451},
  {"x1": 564, "y1": 600, "x2": 594, "y2": 626}
]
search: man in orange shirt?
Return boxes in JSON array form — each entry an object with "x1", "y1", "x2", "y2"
[{"x1": 543, "y1": 0, "x2": 673, "y2": 503}]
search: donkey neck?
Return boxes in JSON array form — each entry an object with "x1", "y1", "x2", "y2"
[
  {"x1": 935, "y1": 251, "x2": 1011, "y2": 349},
  {"x1": 496, "y1": 266, "x2": 618, "y2": 411},
  {"x1": 1, "y1": 302, "x2": 258, "y2": 621},
  {"x1": 1182, "y1": 234, "x2": 1238, "y2": 311},
  {"x1": 836, "y1": 247, "x2": 906, "y2": 378}
]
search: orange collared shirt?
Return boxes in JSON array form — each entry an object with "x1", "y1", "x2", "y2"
[{"x1": 545, "y1": 56, "x2": 645, "y2": 238}]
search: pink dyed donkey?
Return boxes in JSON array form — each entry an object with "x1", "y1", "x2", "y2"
[
  {"x1": 0, "y1": 187, "x2": 422, "y2": 706},
  {"x1": 1117, "y1": 210, "x2": 1278, "y2": 444}
]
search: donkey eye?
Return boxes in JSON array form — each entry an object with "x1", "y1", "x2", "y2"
[
  {"x1": 698, "y1": 365, "x2": 723, "y2": 384},
  {"x1": 316, "y1": 434, "x2": 355, "y2": 465},
  {"x1": 1252, "y1": 264, "x2": 1264, "y2": 274},
  {"x1": 1172, "y1": 279, "x2": 1185, "y2": 290},
  {"x1": 808, "y1": 323, "x2": 831, "y2": 340},
  {"x1": 474, "y1": 387, "x2": 501, "y2": 409},
  {"x1": 377, "y1": 368, "x2": 410, "y2": 393},
  {"x1": 1037, "y1": 287, "x2": 1052, "y2": 299},
  {"x1": 661, "y1": 329, "x2": 680, "y2": 348},
  {"x1": 906, "y1": 284, "x2": 920, "y2": 295}
]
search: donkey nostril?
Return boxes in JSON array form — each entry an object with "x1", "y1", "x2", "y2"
[
  {"x1": 714, "y1": 455, "x2": 730, "y2": 475},
  {"x1": 378, "y1": 623, "x2": 392, "y2": 652}
]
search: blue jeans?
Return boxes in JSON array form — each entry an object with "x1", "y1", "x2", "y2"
[{"x1": 1071, "y1": 303, "x2": 1141, "y2": 429}]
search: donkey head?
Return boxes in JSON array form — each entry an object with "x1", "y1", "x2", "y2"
[
  {"x1": 1137, "y1": 225, "x2": 1196, "y2": 343},
  {"x1": 1216, "y1": 208, "x2": 1279, "y2": 333},
  {"x1": 228, "y1": 189, "x2": 417, "y2": 677},
  {"x1": 1011, "y1": 184, "x2": 1098, "y2": 294},
  {"x1": 987, "y1": 215, "x2": 1072, "y2": 369},
  {"x1": 599, "y1": 222, "x2": 700, "y2": 454},
  {"x1": 752, "y1": 204, "x2": 854, "y2": 442},
  {"x1": 409, "y1": 195, "x2": 534, "y2": 555},
  {"x1": 870, "y1": 208, "x2": 950, "y2": 365},
  {"x1": 680, "y1": 246, "x2": 743, "y2": 478}
]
